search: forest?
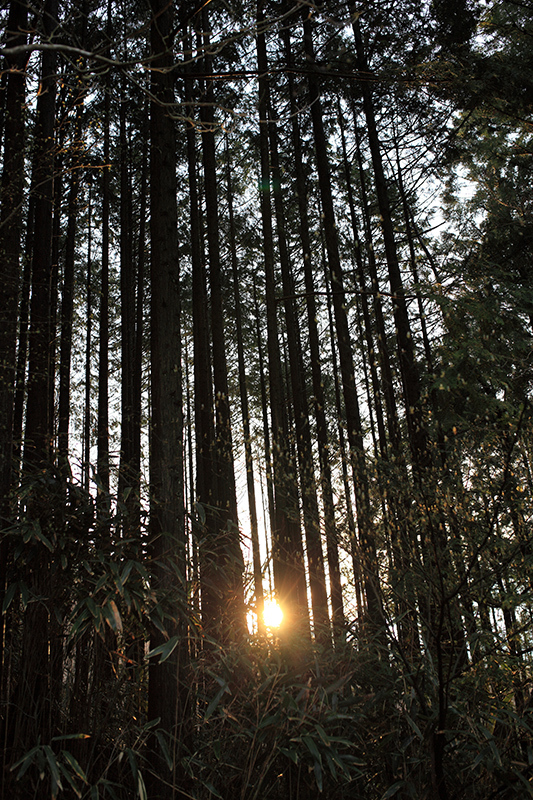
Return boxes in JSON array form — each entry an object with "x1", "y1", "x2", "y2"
[{"x1": 0, "y1": 0, "x2": 532, "y2": 797}]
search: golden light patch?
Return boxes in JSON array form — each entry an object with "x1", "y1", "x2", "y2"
[{"x1": 263, "y1": 598, "x2": 283, "y2": 629}]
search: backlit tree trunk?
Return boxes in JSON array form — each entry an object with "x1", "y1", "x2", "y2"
[{"x1": 148, "y1": 1, "x2": 189, "y2": 794}]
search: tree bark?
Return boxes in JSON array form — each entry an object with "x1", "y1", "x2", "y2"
[
  {"x1": 225, "y1": 134, "x2": 265, "y2": 631},
  {"x1": 268, "y1": 95, "x2": 330, "y2": 640},
  {"x1": 0, "y1": 0, "x2": 29, "y2": 763},
  {"x1": 148, "y1": 1, "x2": 189, "y2": 795},
  {"x1": 199, "y1": 9, "x2": 245, "y2": 637},
  {"x1": 96, "y1": 0, "x2": 112, "y2": 513},
  {"x1": 301, "y1": 13, "x2": 382, "y2": 634},
  {"x1": 256, "y1": 0, "x2": 310, "y2": 642}
]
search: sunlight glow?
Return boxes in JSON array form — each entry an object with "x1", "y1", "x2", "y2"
[{"x1": 263, "y1": 598, "x2": 283, "y2": 629}]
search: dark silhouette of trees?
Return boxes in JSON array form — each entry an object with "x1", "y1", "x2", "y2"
[{"x1": 0, "y1": 1, "x2": 532, "y2": 798}]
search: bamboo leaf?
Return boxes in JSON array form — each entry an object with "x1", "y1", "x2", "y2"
[
  {"x1": 126, "y1": 748, "x2": 138, "y2": 786},
  {"x1": 43, "y1": 745, "x2": 62, "y2": 799},
  {"x1": 302, "y1": 734, "x2": 322, "y2": 764},
  {"x1": 63, "y1": 750, "x2": 89, "y2": 783},
  {"x1": 155, "y1": 730, "x2": 174, "y2": 771},
  {"x1": 143, "y1": 717, "x2": 161, "y2": 731},
  {"x1": 145, "y1": 635, "x2": 179, "y2": 663},
  {"x1": 86, "y1": 597, "x2": 98, "y2": 618},
  {"x1": 58, "y1": 762, "x2": 82, "y2": 797},
  {"x1": 121, "y1": 560, "x2": 133, "y2": 584},
  {"x1": 138, "y1": 771, "x2": 147, "y2": 800},
  {"x1": 104, "y1": 599, "x2": 123, "y2": 634},
  {"x1": 381, "y1": 781, "x2": 404, "y2": 799},
  {"x1": 280, "y1": 747, "x2": 299, "y2": 765},
  {"x1": 11, "y1": 746, "x2": 40, "y2": 779},
  {"x1": 204, "y1": 781, "x2": 222, "y2": 798},
  {"x1": 34, "y1": 526, "x2": 53, "y2": 551},
  {"x1": 20, "y1": 581, "x2": 29, "y2": 610},
  {"x1": 315, "y1": 724, "x2": 331, "y2": 747},
  {"x1": 405, "y1": 714, "x2": 423, "y2": 741},
  {"x1": 205, "y1": 684, "x2": 228, "y2": 721},
  {"x1": 2, "y1": 582, "x2": 17, "y2": 614},
  {"x1": 313, "y1": 758, "x2": 323, "y2": 792}
]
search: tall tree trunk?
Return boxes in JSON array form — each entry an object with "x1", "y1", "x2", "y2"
[
  {"x1": 325, "y1": 254, "x2": 364, "y2": 627},
  {"x1": 341, "y1": 103, "x2": 420, "y2": 656},
  {"x1": 57, "y1": 103, "x2": 84, "y2": 474},
  {"x1": 13, "y1": 0, "x2": 59, "y2": 763},
  {"x1": 12, "y1": 197, "x2": 34, "y2": 478},
  {"x1": 118, "y1": 95, "x2": 140, "y2": 535},
  {"x1": 352, "y1": 15, "x2": 464, "y2": 681},
  {"x1": 352, "y1": 16, "x2": 428, "y2": 472},
  {"x1": 253, "y1": 283, "x2": 276, "y2": 565},
  {"x1": 97, "y1": 0, "x2": 111, "y2": 514},
  {"x1": 133, "y1": 112, "x2": 148, "y2": 542},
  {"x1": 256, "y1": 0, "x2": 309, "y2": 641},
  {"x1": 267, "y1": 96, "x2": 330, "y2": 640},
  {"x1": 199, "y1": 9, "x2": 245, "y2": 637},
  {"x1": 282, "y1": 30, "x2": 344, "y2": 635},
  {"x1": 148, "y1": 1, "x2": 189, "y2": 795},
  {"x1": 300, "y1": 13, "x2": 382, "y2": 634},
  {"x1": 82, "y1": 191, "x2": 92, "y2": 492},
  {"x1": 0, "y1": 0, "x2": 29, "y2": 764},
  {"x1": 225, "y1": 135, "x2": 264, "y2": 631},
  {"x1": 24, "y1": 0, "x2": 59, "y2": 471},
  {"x1": 183, "y1": 42, "x2": 218, "y2": 633}
]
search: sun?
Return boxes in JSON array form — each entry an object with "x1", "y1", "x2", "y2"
[{"x1": 263, "y1": 598, "x2": 283, "y2": 629}]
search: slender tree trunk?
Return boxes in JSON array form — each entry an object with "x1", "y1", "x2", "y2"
[
  {"x1": 341, "y1": 104, "x2": 421, "y2": 656},
  {"x1": 97, "y1": 0, "x2": 111, "y2": 513},
  {"x1": 268, "y1": 96, "x2": 330, "y2": 640},
  {"x1": 47, "y1": 156, "x2": 61, "y2": 468},
  {"x1": 12, "y1": 198, "x2": 34, "y2": 477},
  {"x1": 199, "y1": 9, "x2": 245, "y2": 636},
  {"x1": 133, "y1": 113, "x2": 148, "y2": 541},
  {"x1": 352, "y1": 17, "x2": 428, "y2": 472},
  {"x1": 282, "y1": 31, "x2": 344, "y2": 635},
  {"x1": 353, "y1": 15, "x2": 465, "y2": 696},
  {"x1": 82, "y1": 191, "x2": 92, "y2": 491},
  {"x1": 24, "y1": 0, "x2": 59, "y2": 471},
  {"x1": 118, "y1": 94, "x2": 140, "y2": 536},
  {"x1": 0, "y1": 0, "x2": 29, "y2": 765},
  {"x1": 253, "y1": 284, "x2": 276, "y2": 561},
  {"x1": 257, "y1": 1, "x2": 309, "y2": 641},
  {"x1": 58, "y1": 106, "x2": 83, "y2": 474},
  {"x1": 225, "y1": 135, "x2": 264, "y2": 630},
  {"x1": 300, "y1": 14, "x2": 382, "y2": 634},
  {"x1": 392, "y1": 129, "x2": 433, "y2": 371},
  {"x1": 324, "y1": 253, "x2": 364, "y2": 627},
  {"x1": 13, "y1": 0, "x2": 59, "y2": 764},
  {"x1": 183, "y1": 42, "x2": 219, "y2": 632},
  {"x1": 148, "y1": 1, "x2": 189, "y2": 795}
]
